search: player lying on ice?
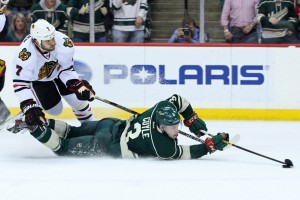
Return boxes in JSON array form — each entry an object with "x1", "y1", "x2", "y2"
[{"x1": 9, "y1": 94, "x2": 229, "y2": 159}]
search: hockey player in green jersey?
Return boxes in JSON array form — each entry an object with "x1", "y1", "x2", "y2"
[{"x1": 10, "y1": 94, "x2": 229, "y2": 159}]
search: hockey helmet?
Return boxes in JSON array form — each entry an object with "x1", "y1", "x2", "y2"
[
  {"x1": 156, "y1": 106, "x2": 180, "y2": 126},
  {"x1": 30, "y1": 19, "x2": 55, "y2": 47}
]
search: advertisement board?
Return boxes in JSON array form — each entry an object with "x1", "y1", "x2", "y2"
[{"x1": 1, "y1": 44, "x2": 299, "y2": 120}]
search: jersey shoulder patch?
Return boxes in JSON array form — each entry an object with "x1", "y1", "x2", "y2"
[
  {"x1": 18, "y1": 48, "x2": 32, "y2": 61},
  {"x1": 63, "y1": 37, "x2": 74, "y2": 48},
  {"x1": 55, "y1": 31, "x2": 74, "y2": 48}
]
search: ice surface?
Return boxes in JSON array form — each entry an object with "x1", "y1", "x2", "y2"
[{"x1": 0, "y1": 120, "x2": 299, "y2": 200}]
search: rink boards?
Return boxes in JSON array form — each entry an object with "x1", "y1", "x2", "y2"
[{"x1": 1, "y1": 43, "x2": 300, "y2": 120}]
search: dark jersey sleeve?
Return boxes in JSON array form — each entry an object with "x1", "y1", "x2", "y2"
[
  {"x1": 0, "y1": 59, "x2": 6, "y2": 92},
  {"x1": 165, "y1": 94, "x2": 195, "y2": 118},
  {"x1": 0, "y1": 76, "x2": 5, "y2": 92}
]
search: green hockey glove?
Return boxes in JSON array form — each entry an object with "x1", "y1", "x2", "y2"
[{"x1": 204, "y1": 132, "x2": 229, "y2": 153}]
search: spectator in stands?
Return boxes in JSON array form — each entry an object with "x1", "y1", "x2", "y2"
[
  {"x1": 67, "y1": 0, "x2": 110, "y2": 42},
  {"x1": 5, "y1": 12, "x2": 29, "y2": 42},
  {"x1": 168, "y1": 16, "x2": 208, "y2": 43},
  {"x1": 111, "y1": 0, "x2": 148, "y2": 43},
  {"x1": 257, "y1": 0, "x2": 298, "y2": 43},
  {"x1": 31, "y1": 0, "x2": 69, "y2": 36},
  {"x1": 221, "y1": 0, "x2": 259, "y2": 43},
  {"x1": 5, "y1": 0, "x2": 33, "y2": 30}
]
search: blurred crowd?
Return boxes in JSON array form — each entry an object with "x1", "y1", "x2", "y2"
[
  {"x1": 0, "y1": 0, "x2": 151, "y2": 43},
  {"x1": 1, "y1": 0, "x2": 300, "y2": 44}
]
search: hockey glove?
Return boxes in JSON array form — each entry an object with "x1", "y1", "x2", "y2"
[
  {"x1": 0, "y1": 59, "x2": 6, "y2": 78},
  {"x1": 204, "y1": 132, "x2": 229, "y2": 153},
  {"x1": 20, "y1": 99, "x2": 47, "y2": 127},
  {"x1": 184, "y1": 112, "x2": 207, "y2": 137},
  {"x1": 66, "y1": 79, "x2": 95, "y2": 101}
]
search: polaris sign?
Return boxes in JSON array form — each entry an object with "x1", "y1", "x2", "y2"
[{"x1": 104, "y1": 64, "x2": 264, "y2": 85}]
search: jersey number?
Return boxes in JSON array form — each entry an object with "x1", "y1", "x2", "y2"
[
  {"x1": 126, "y1": 122, "x2": 141, "y2": 142},
  {"x1": 16, "y1": 65, "x2": 23, "y2": 76}
]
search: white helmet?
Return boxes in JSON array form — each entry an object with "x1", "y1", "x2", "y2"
[{"x1": 30, "y1": 19, "x2": 55, "y2": 47}]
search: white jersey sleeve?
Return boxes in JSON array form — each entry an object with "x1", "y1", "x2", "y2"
[
  {"x1": 0, "y1": 13, "x2": 5, "y2": 32},
  {"x1": 138, "y1": 0, "x2": 148, "y2": 21}
]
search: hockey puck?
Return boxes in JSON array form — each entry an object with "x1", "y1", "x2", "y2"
[{"x1": 282, "y1": 159, "x2": 293, "y2": 168}]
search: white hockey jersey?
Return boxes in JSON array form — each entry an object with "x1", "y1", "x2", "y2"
[
  {"x1": 0, "y1": 12, "x2": 5, "y2": 32},
  {"x1": 11, "y1": 31, "x2": 79, "y2": 103},
  {"x1": 112, "y1": 0, "x2": 148, "y2": 31}
]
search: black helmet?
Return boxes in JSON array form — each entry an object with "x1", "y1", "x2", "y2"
[{"x1": 156, "y1": 106, "x2": 180, "y2": 126}]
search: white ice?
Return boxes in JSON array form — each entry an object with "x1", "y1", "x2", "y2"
[{"x1": 0, "y1": 120, "x2": 299, "y2": 200}]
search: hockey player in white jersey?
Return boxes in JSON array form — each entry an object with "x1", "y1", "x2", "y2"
[
  {"x1": 11, "y1": 19, "x2": 95, "y2": 128},
  {"x1": 0, "y1": 0, "x2": 9, "y2": 32}
]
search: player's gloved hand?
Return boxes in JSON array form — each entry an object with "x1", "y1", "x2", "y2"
[
  {"x1": 66, "y1": 79, "x2": 95, "y2": 101},
  {"x1": 184, "y1": 112, "x2": 207, "y2": 137},
  {"x1": 0, "y1": 59, "x2": 6, "y2": 78},
  {"x1": 20, "y1": 99, "x2": 47, "y2": 127},
  {"x1": 204, "y1": 132, "x2": 229, "y2": 153}
]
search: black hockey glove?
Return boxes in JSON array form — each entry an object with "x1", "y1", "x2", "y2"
[
  {"x1": 66, "y1": 79, "x2": 95, "y2": 101},
  {"x1": 20, "y1": 99, "x2": 47, "y2": 127},
  {"x1": 184, "y1": 112, "x2": 207, "y2": 137},
  {"x1": 204, "y1": 132, "x2": 229, "y2": 153}
]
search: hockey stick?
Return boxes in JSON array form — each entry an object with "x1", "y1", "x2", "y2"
[{"x1": 224, "y1": 141, "x2": 293, "y2": 168}]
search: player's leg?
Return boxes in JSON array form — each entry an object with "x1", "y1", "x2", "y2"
[
  {"x1": 63, "y1": 118, "x2": 124, "y2": 156},
  {"x1": 47, "y1": 119, "x2": 71, "y2": 138},
  {"x1": 31, "y1": 80, "x2": 63, "y2": 116},
  {"x1": 30, "y1": 125, "x2": 62, "y2": 152},
  {"x1": 28, "y1": 120, "x2": 98, "y2": 156},
  {"x1": 54, "y1": 78, "x2": 94, "y2": 122}
]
